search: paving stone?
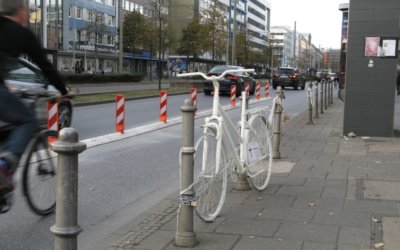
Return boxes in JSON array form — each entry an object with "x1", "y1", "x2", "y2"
[
  {"x1": 259, "y1": 207, "x2": 315, "y2": 223},
  {"x1": 160, "y1": 213, "x2": 222, "y2": 233},
  {"x1": 344, "y1": 200, "x2": 400, "y2": 215},
  {"x1": 164, "y1": 232, "x2": 239, "y2": 250},
  {"x1": 293, "y1": 197, "x2": 344, "y2": 210},
  {"x1": 337, "y1": 243, "x2": 371, "y2": 250},
  {"x1": 135, "y1": 230, "x2": 174, "y2": 250},
  {"x1": 338, "y1": 226, "x2": 370, "y2": 245},
  {"x1": 302, "y1": 241, "x2": 336, "y2": 250},
  {"x1": 322, "y1": 187, "x2": 346, "y2": 199},
  {"x1": 274, "y1": 222, "x2": 339, "y2": 243},
  {"x1": 277, "y1": 186, "x2": 324, "y2": 197},
  {"x1": 222, "y1": 204, "x2": 263, "y2": 219},
  {"x1": 363, "y1": 180, "x2": 400, "y2": 201},
  {"x1": 233, "y1": 237, "x2": 302, "y2": 250},
  {"x1": 270, "y1": 176, "x2": 306, "y2": 186},
  {"x1": 313, "y1": 211, "x2": 371, "y2": 227},
  {"x1": 304, "y1": 179, "x2": 347, "y2": 188},
  {"x1": 243, "y1": 194, "x2": 296, "y2": 208},
  {"x1": 215, "y1": 217, "x2": 280, "y2": 237},
  {"x1": 382, "y1": 217, "x2": 400, "y2": 250},
  {"x1": 224, "y1": 190, "x2": 253, "y2": 204}
]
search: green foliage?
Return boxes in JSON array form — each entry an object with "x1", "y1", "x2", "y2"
[
  {"x1": 63, "y1": 73, "x2": 143, "y2": 84},
  {"x1": 123, "y1": 11, "x2": 146, "y2": 52},
  {"x1": 178, "y1": 16, "x2": 205, "y2": 58}
]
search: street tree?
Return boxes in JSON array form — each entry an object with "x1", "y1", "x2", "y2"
[
  {"x1": 178, "y1": 16, "x2": 205, "y2": 64},
  {"x1": 123, "y1": 11, "x2": 146, "y2": 53},
  {"x1": 202, "y1": 2, "x2": 227, "y2": 65}
]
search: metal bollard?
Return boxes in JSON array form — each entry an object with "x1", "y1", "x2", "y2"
[
  {"x1": 330, "y1": 80, "x2": 334, "y2": 104},
  {"x1": 314, "y1": 81, "x2": 319, "y2": 119},
  {"x1": 50, "y1": 128, "x2": 86, "y2": 250},
  {"x1": 235, "y1": 94, "x2": 251, "y2": 191},
  {"x1": 272, "y1": 87, "x2": 284, "y2": 159},
  {"x1": 307, "y1": 82, "x2": 313, "y2": 125},
  {"x1": 175, "y1": 99, "x2": 198, "y2": 248},
  {"x1": 320, "y1": 80, "x2": 324, "y2": 114},
  {"x1": 324, "y1": 80, "x2": 328, "y2": 110}
]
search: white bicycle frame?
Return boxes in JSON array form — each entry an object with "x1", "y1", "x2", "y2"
[{"x1": 178, "y1": 69, "x2": 269, "y2": 178}]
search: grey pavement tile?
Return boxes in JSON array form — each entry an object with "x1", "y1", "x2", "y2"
[
  {"x1": 290, "y1": 163, "x2": 314, "y2": 172},
  {"x1": 259, "y1": 207, "x2": 315, "y2": 223},
  {"x1": 164, "y1": 232, "x2": 239, "y2": 250},
  {"x1": 302, "y1": 241, "x2": 336, "y2": 250},
  {"x1": 243, "y1": 194, "x2": 296, "y2": 208},
  {"x1": 304, "y1": 179, "x2": 347, "y2": 188},
  {"x1": 326, "y1": 172, "x2": 348, "y2": 180},
  {"x1": 337, "y1": 243, "x2": 371, "y2": 250},
  {"x1": 344, "y1": 200, "x2": 400, "y2": 215},
  {"x1": 274, "y1": 222, "x2": 339, "y2": 243},
  {"x1": 269, "y1": 176, "x2": 306, "y2": 186},
  {"x1": 221, "y1": 204, "x2": 263, "y2": 219},
  {"x1": 224, "y1": 190, "x2": 253, "y2": 204},
  {"x1": 338, "y1": 226, "x2": 370, "y2": 245},
  {"x1": 233, "y1": 237, "x2": 302, "y2": 250},
  {"x1": 293, "y1": 197, "x2": 344, "y2": 211},
  {"x1": 215, "y1": 217, "x2": 281, "y2": 237},
  {"x1": 277, "y1": 186, "x2": 324, "y2": 198},
  {"x1": 160, "y1": 214, "x2": 223, "y2": 233},
  {"x1": 322, "y1": 187, "x2": 347, "y2": 199},
  {"x1": 134, "y1": 230, "x2": 174, "y2": 250},
  {"x1": 313, "y1": 210, "x2": 371, "y2": 227}
]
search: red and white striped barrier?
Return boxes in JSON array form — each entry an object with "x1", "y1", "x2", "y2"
[
  {"x1": 47, "y1": 101, "x2": 58, "y2": 143},
  {"x1": 245, "y1": 84, "x2": 250, "y2": 95},
  {"x1": 190, "y1": 88, "x2": 197, "y2": 115},
  {"x1": 255, "y1": 82, "x2": 261, "y2": 100},
  {"x1": 47, "y1": 101, "x2": 58, "y2": 131},
  {"x1": 265, "y1": 81, "x2": 270, "y2": 99},
  {"x1": 190, "y1": 88, "x2": 197, "y2": 108},
  {"x1": 230, "y1": 85, "x2": 236, "y2": 107},
  {"x1": 160, "y1": 90, "x2": 168, "y2": 123},
  {"x1": 115, "y1": 94, "x2": 125, "y2": 133}
]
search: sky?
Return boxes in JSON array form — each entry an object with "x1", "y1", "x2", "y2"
[{"x1": 268, "y1": 0, "x2": 348, "y2": 49}]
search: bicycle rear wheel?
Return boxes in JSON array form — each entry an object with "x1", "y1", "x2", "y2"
[
  {"x1": 22, "y1": 130, "x2": 58, "y2": 215},
  {"x1": 245, "y1": 115, "x2": 272, "y2": 190},
  {"x1": 192, "y1": 127, "x2": 228, "y2": 222}
]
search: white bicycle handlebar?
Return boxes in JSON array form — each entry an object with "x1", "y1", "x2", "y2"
[{"x1": 177, "y1": 68, "x2": 255, "y2": 81}]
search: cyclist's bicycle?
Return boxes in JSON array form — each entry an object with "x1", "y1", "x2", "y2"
[
  {"x1": 0, "y1": 88, "x2": 59, "y2": 215},
  {"x1": 178, "y1": 69, "x2": 273, "y2": 221}
]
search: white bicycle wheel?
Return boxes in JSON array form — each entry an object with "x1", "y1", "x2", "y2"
[
  {"x1": 193, "y1": 127, "x2": 228, "y2": 221},
  {"x1": 245, "y1": 114, "x2": 273, "y2": 190}
]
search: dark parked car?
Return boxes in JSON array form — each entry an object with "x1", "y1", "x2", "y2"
[
  {"x1": 203, "y1": 65, "x2": 256, "y2": 96},
  {"x1": 272, "y1": 67, "x2": 306, "y2": 90},
  {"x1": 4, "y1": 58, "x2": 74, "y2": 129}
]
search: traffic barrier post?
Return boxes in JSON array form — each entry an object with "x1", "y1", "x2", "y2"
[
  {"x1": 50, "y1": 128, "x2": 86, "y2": 250},
  {"x1": 255, "y1": 82, "x2": 260, "y2": 100},
  {"x1": 264, "y1": 81, "x2": 270, "y2": 99},
  {"x1": 115, "y1": 94, "x2": 125, "y2": 133},
  {"x1": 190, "y1": 88, "x2": 197, "y2": 115},
  {"x1": 245, "y1": 84, "x2": 250, "y2": 95},
  {"x1": 160, "y1": 90, "x2": 168, "y2": 123},
  {"x1": 230, "y1": 85, "x2": 236, "y2": 107},
  {"x1": 47, "y1": 101, "x2": 58, "y2": 143}
]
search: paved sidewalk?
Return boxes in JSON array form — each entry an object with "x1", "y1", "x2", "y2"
[{"x1": 92, "y1": 99, "x2": 400, "y2": 250}]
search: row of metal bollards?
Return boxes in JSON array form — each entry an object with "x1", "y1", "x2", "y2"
[
  {"x1": 307, "y1": 79, "x2": 335, "y2": 125},
  {"x1": 175, "y1": 87, "x2": 286, "y2": 247}
]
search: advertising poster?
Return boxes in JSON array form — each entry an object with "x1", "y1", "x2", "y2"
[{"x1": 364, "y1": 37, "x2": 380, "y2": 57}]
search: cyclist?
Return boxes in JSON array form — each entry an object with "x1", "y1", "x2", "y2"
[{"x1": 0, "y1": 0, "x2": 69, "y2": 212}]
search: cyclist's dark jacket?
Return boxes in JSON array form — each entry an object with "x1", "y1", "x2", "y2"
[{"x1": 0, "y1": 15, "x2": 68, "y2": 95}]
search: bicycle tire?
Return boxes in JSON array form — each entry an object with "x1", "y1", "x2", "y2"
[
  {"x1": 245, "y1": 114, "x2": 273, "y2": 190},
  {"x1": 192, "y1": 127, "x2": 228, "y2": 222},
  {"x1": 22, "y1": 130, "x2": 58, "y2": 215}
]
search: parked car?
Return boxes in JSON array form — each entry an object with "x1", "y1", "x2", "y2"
[
  {"x1": 203, "y1": 65, "x2": 256, "y2": 96},
  {"x1": 4, "y1": 58, "x2": 74, "y2": 130},
  {"x1": 272, "y1": 67, "x2": 306, "y2": 90}
]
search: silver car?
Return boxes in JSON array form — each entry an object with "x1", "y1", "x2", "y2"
[{"x1": 4, "y1": 58, "x2": 73, "y2": 129}]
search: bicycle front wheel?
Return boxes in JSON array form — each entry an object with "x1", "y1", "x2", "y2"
[
  {"x1": 193, "y1": 127, "x2": 228, "y2": 222},
  {"x1": 22, "y1": 130, "x2": 58, "y2": 215},
  {"x1": 245, "y1": 115, "x2": 273, "y2": 190}
]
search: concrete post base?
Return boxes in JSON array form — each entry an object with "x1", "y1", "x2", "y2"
[
  {"x1": 235, "y1": 173, "x2": 251, "y2": 191},
  {"x1": 175, "y1": 231, "x2": 198, "y2": 248}
]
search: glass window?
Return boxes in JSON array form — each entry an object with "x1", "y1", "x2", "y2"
[{"x1": 76, "y1": 7, "x2": 82, "y2": 19}]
